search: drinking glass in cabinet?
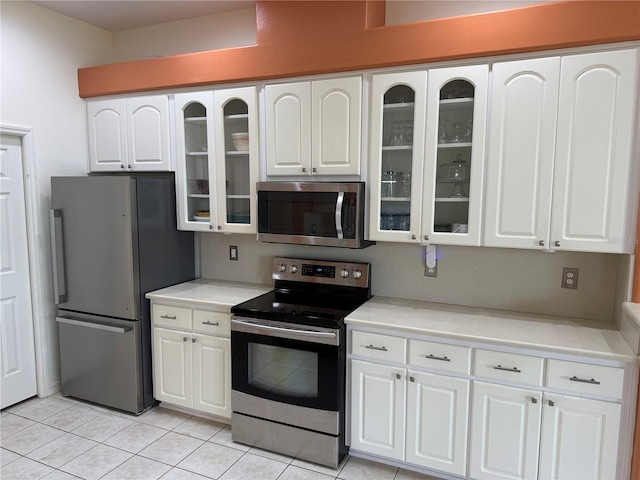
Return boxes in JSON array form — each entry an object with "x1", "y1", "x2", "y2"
[
  {"x1": 381, "y1": 171, "x2": 397, "y2": 197},
  {"x1": 381, "y1": 214, "x2": 394, "y2": 230}
]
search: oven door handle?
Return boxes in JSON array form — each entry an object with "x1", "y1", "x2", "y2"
[
  {"x1": 335, "y1": 192, "x2": 344, "y2": 239},
  {"x1": 231, "y1": 318, "x2": 338, "y2": 345}
]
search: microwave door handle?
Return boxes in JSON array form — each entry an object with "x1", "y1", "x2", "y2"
[
  {"x1": 335, "y1": 192, "x2": 344, "y2": 239},
  {"x1": 49, "y1": 209, "x2": 67, "y2": 304}
]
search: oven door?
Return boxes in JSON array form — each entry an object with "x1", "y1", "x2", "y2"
[{"x1": 231, "y1": 316, "x2": 344, "y2": 412}]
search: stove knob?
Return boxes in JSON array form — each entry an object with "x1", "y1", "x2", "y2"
[
  {"x1": 340, "y1": 268, "x2": 349, "y2": 278},
  {"x1": 352, "y1": 269, "x2": 362, "y2": 279},
  {"x1": 290, "y1": 265, "x2": 298, "y2": 274},
  {"x1": 279, "y1": 264, "x2": 287, "y2": 272}
]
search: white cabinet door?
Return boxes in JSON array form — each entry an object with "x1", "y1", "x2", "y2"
[
  {"x1": 213, "y1": 86, "x2": 259, "y2": 234},
  {"x1": 469, "y1": 381, "x2": 541, "y2": 480},
  {"x1": 539, "y1": 393, "x2": 621, "y2": 480},
  {"x1": 153, "y1": 327, "x2": 192, "y2": 409},
  {"x1": 406, "y1": 370, "x2": 469, "y2": 476},
  {"x1": 422, "y1": 64, "x2": 489, "y2": 246},
  {"x1": 484, "y1": 57, "x2": 560, "y2": 250},
  {"x1": 551, "y1": 48, "x2": 639, "y2": 253},
  {"x1": 87, "y1": 99, "x2": 127, "y2": 172},
  {"x1": 311, "y1": 77, "x2": 362, "y2": 175},
  {"x1": 193, "y1": 334, "x2": 231, "y2": 418},
  {"x1": 350, "y1": 360, "x2": 406, "y2": 460},
  {"x1": 368, "y1": 70, "x2": 427, "y2": 243},
  {"x1": 126, "y1": 96, "x2": 171, "y2": 171},
  {"x1": 265, "y1": 82, "x2": 311, "y2": 176},
  {"x1": 174, "y1": 91, "x2": 215, "y2": 232}
]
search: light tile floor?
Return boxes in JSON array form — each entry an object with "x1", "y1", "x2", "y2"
[{"x1": 1, "y1": 395, "x2": 441, "y2": 480}]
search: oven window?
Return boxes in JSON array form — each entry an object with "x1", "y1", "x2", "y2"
[{"x1": 249, "y1": 344, "x2": 318, "y2": 397}]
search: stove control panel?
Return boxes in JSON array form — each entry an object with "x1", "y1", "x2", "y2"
[{"x1": 272, "y1": 256, "x2": 370, "y2": 288}]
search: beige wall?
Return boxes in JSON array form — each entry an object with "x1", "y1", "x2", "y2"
[{"x1": 200, "y1": 233, "x2": 625, "y2": 323}]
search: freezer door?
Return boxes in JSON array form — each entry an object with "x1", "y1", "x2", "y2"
[
  {"x1": 56, "y1": 313, "x2": 144, "y2": 413},
  {"x1": 51, "y1": 176, "x2": 138, "y2": 320}
]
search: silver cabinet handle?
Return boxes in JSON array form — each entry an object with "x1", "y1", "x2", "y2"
[
  {"x1": 548, "y1": 400, "x2": 555, "y2": 407},
  {"x1": 425, "y1": 354, "x2": 450, "y2": 362},
  {"x1": 161, "y1": 315, "x2": 177, "y2": 320},
  {"x1": 49, "y1": 209, "x2": 67, "y2": 304},
  {"x1": 539, "y1": 240, "x2": 545, "y2": 247},
  {"x1": 409, "y1": 376, "x2": 415, "y2": 382},
  {"x1": 555, "y1": 241, "x2": 561, "y2": 247},
  {"x1": 209, "y1": 225, "x2": 214, "y2": 230},
  {"x1": 183, "y1": 337, "x2": 188, "y2": 342},
  {"x1": 302, "y1": 167, "x2": 306, "y2": 173},
  {"x1": 395, "y1": 373, "x2": 401, "y2": 379},
  {"x1": 120, "y1": 164, "x2": 125, "y2": 169},
  {"x1": 570, "y1": 376, "x2": 600, "y2": 385},
  {"x1": 411, "y1": 235, "x2": 416, "y2": 240},
  {"x1": 424, "y1": 235, "x2": 429, "y2": 241},
  {"x1": 365, "y1": 345, "x2": 388, "y2": 352},
  {"x1": 192, "y1": 338, "x2": 196, "y2": 343},
  {"x1": 494, "y1": 364, "x2": 521, "y2": 373},
  {"x1": 202, "y1": 321, "x2": 220, "y2": 326},
  {"x1": 531, "y1": 397, "x2": 538, "y2": 404},
  {"x1": 312, "y1": 167, "x2": 317, "y2": 173}
]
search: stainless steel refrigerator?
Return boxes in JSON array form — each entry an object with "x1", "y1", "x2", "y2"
[{"x1": 50, "y1": 175, "x2": 195, "y2": 414}]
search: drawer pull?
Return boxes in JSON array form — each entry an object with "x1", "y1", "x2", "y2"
[
  {"x1": 161, "y1": 315, "x2": 177, "y2": 320},
  {"x1": 569, "y1": 376, "x2": 601, "y2": 385},
  {"x1": 426, "y1": 354, "x2": 450, "y2": 362},
  {"x1": 365, "y1": 345, "x2": 388, "y2": 352},
  {"x1": 494, "y1": 364, "x2": 521, "y2": 373},
  {"x1": 531, "y1": 397, "x2": 538, "y2": 404},
  {"x1": 548, "y1": 400, "x2": 555, "y2": 407},
  {"x1": 202, "y1": 321, "x2": 220, "y2": 326}
]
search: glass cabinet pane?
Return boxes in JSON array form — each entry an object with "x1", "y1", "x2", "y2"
[
  {"x1": 183, "y1": 102, "x2": 210, "y2": 224},
  {"x1": 223, "y1": 99, "x2": 251, "y2": 225},
  {"x1": 433, "y1": 80, "x2": 475, "y2": 234},
  {"x1": 379, "y1": 85, "x2": 416, "y2": 233}
]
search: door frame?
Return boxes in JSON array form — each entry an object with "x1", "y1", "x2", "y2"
[{"x1": 1, "y1": 124, "x2": 49, "y2": 398}]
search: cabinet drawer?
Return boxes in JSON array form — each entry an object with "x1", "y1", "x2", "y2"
[
  {"x1": 473, "y1": 349, "x2": 543, "y2": 386},
  {"x1": 409, "y1": 339, "x2": 470, "y2": 374},
  {"x1": 546, "y1": 359, "x2": 624, "y2": 399},
  {"x1": 193, "y1": 310, "x2": 230, "y2": 336},
  {"x1": 153, "y1": 304, "x2": 191, "y2": 330},
  {"x1": 351, "y1": 330, "x2": 406, "y2": 363}
]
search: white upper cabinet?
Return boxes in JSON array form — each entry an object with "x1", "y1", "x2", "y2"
[
  {"x1": 174, "y1": 87, "x2": 258, "y2": 233},
  {"x1": 551, "y1": 49, "x2": 638, "y2": 253},
  {"x1": 369, "y1": 71, "x2": 427, "y2": 243},
  {"x1": 266, "y1": 76, "x2": 362, "y2": 176},
  {"x1": 87, "y1": 96, "x2": 171, "y2": 172},
  {"x1": 422, "y1": 65, "x2": 489, "y2": 246},
  {"x1": 484, "y1": 57, "x2": 560, "y2": 250},
  {"x1": 485, "y1": 48, "x2": 638, "y2": 253}
]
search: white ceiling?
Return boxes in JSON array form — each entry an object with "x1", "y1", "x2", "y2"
[{"x1": 30, "y1": 0, "x2": 257, "y2": 32}]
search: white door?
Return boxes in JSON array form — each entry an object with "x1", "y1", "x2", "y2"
[
  {"x1": 0, "y1": 135, "x2": 37, "y2": 408},
  {"x1": 350, "y1": 360, "x2": 406, "y2": 460},
  {"x1": 86, "y1": 99, "x2": 127, "y2": 172},
  {"x1": 406, "y1": 371, "x2": 469, "y2": 476},
  {"x1": 484, "y1": 57, "x2": 560, "y2": 250},
  {"x1": 193, "y1": 334, "x2": 231, "y2": 418},
  {"x1": 469, "y1": 381, "x2": 542, "y2": 480},
  {"x1": 539, "y1": 393, "x2": 621, "y2": 480},
  {"x1": 311, "y1": 76, "x2": 362, "y2": 175},
  {"x1": 152, "y1": 327, "x2": 192, "y2": 408},
  {"x1": 265, "y1": 82, "x2": 311, "y2": 176},
  {"x1": 551, "y1": 48, "x2": 638, "y2": 253},
  {"x1": 126, "y1": 95, "x2": 171, "y2": 172}
]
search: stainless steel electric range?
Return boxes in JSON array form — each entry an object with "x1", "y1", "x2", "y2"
[{"x1": 230, "y1": 256, "x2": 372, "y2": 468}]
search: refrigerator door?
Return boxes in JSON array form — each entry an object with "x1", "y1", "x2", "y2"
[{"x1": 51, "y1": 176, "x2": 138, "y2": 320}]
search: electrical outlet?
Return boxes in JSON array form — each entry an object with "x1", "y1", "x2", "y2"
[
  {"x1": 562, "y1": 267, "x2": 578, "y2": 289},
  {"x1": 229, "y1": 245, "x2": 238, "y2": 261}
]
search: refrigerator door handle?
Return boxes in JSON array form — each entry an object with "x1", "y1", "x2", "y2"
[
  {"x1": 49, "y1": 209, "x2": 67, "y2": 304},
  {"x1": 56, "y1": 317, "x2": 132, "y2": 334}
]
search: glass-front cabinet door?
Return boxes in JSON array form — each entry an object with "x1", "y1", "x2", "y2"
[
  {"x1": 369, "y1": 71, "x2": 427, "y2": 243},
  {"x1": 175, "y1": 92, "x2": 215, "y2": 231},
  {"x1": 213, "y1": 87, "x2": 259, "y2": 234},
  {"x1": 422, "y1": 65, "x2": 488, "y2": 246}
]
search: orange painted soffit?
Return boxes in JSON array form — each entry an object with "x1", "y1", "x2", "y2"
[{"x1": 77, "y1": 1, "x2": 640, "y2": 97}]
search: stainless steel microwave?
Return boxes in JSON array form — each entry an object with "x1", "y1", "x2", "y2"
[{"x1": 257, "y1": 182, "x2": 374, "y2": 248}]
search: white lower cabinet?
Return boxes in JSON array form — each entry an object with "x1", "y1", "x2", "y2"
[
  {"x1": 406, "y1": 370, "x2": 469, "y2": 476},
  {"x1": 350, "y1": 360, "x2": 406, "y2": 460},
  {"x1": 469, "y1": 381, "x2": 542, "y2": 480},
  {"x1": 538, "y1": 393, "x2": 621, "y2": 480},
  {"x1": 151, "y1": 303, "x2": 231, "y2": 419}
]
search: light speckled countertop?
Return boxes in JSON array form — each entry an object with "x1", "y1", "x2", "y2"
[
  {"x1": 346, "y1": 296, "x2": 639, "y2": 363},
  {"x1": 145, "y1": 279, "x2": 271, "y2": 311}
]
